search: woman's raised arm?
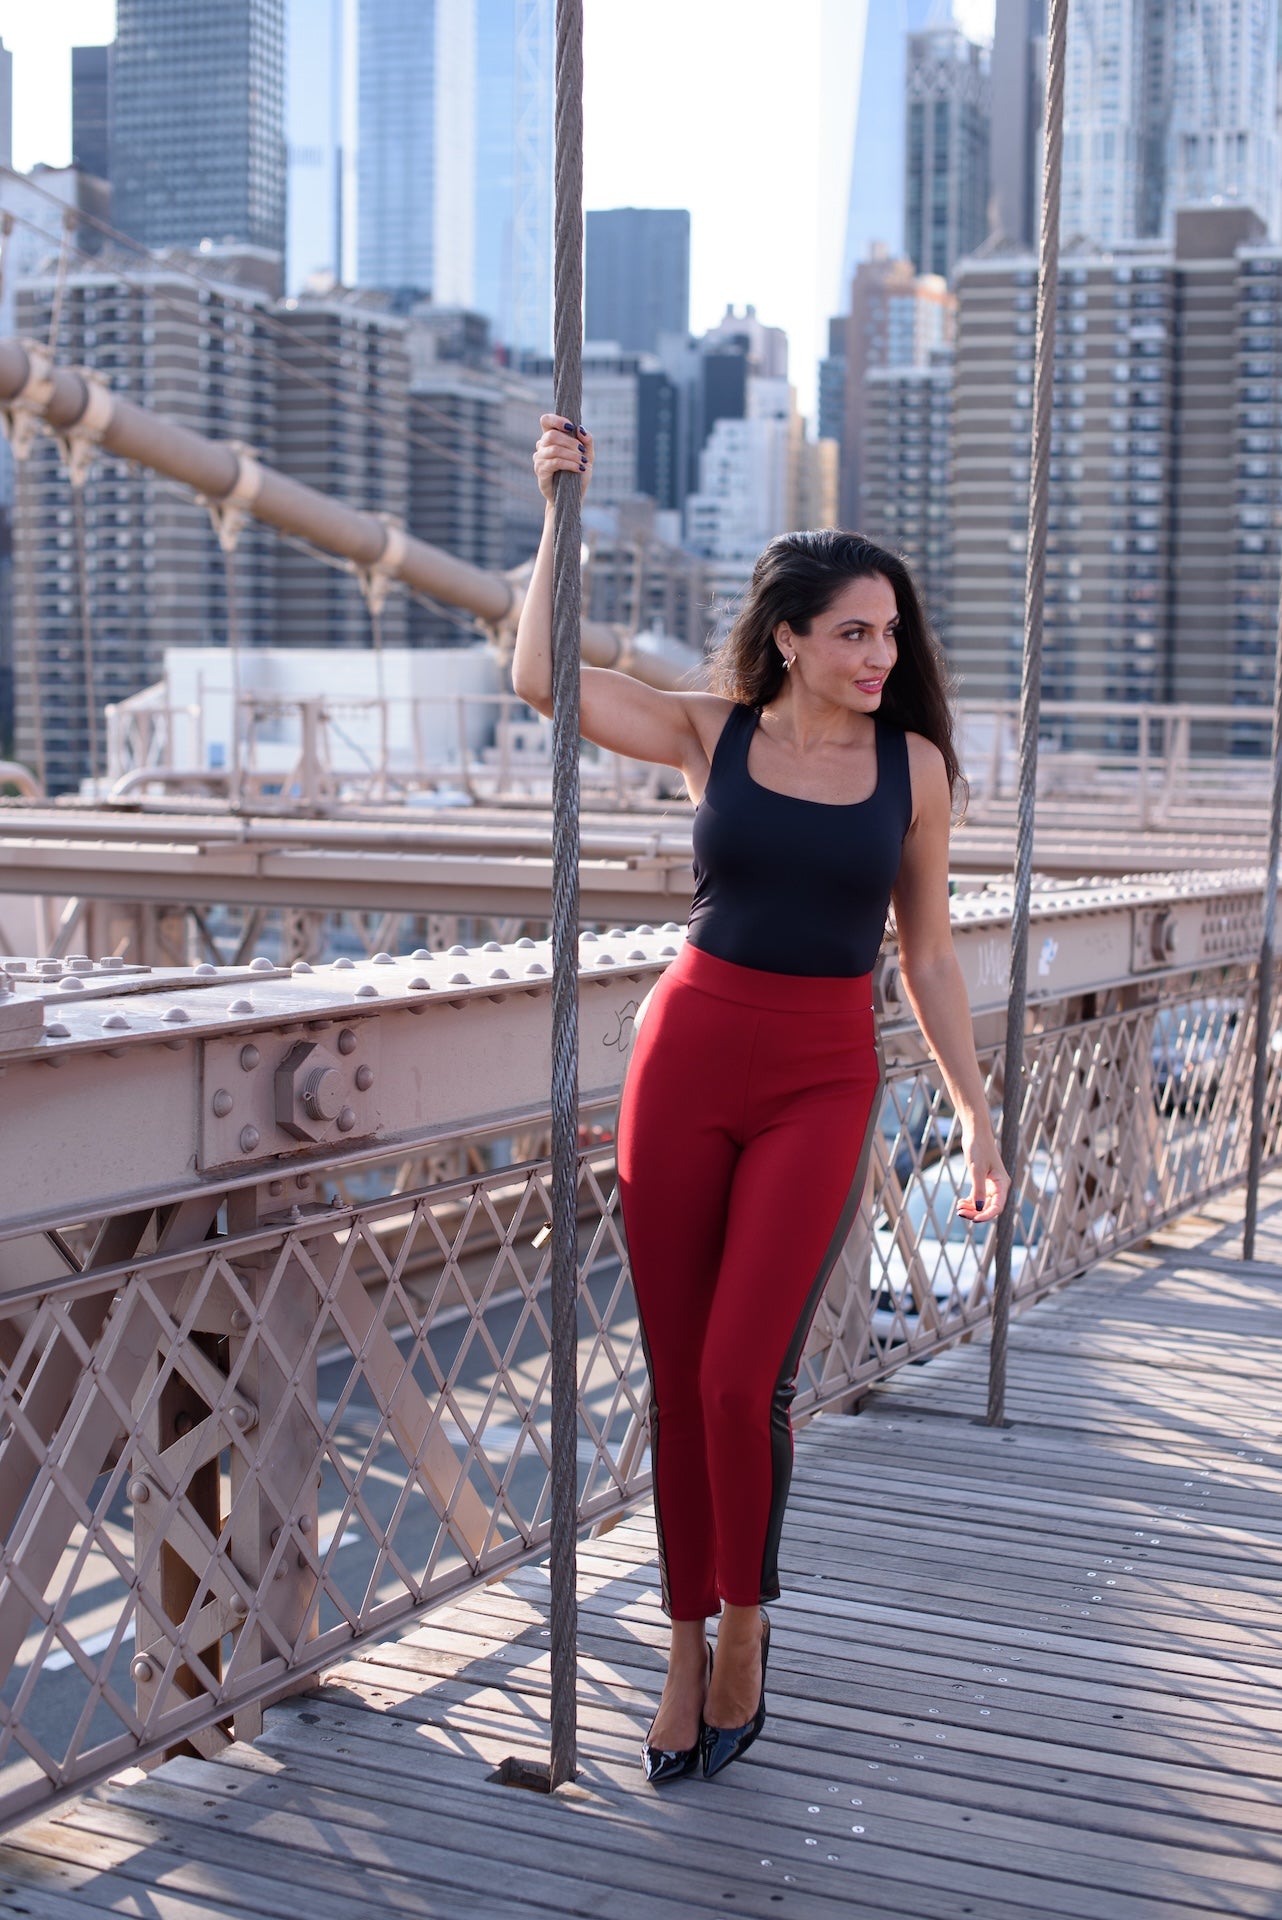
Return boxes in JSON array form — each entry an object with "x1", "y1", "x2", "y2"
[{"x1": 510, "y1": 415, "x2": 729, "y2": 791}]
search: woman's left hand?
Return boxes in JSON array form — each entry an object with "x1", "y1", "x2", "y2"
[{"x1": 956, "y1": 1126, "x2": 1010, "y2": 1224}]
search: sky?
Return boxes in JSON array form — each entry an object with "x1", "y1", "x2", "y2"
[{"x1": 0, "y1": 0, "x2": 997, "y2": 419}]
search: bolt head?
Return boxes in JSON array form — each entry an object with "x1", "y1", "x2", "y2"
[
  {"x1": 229, "y1": 1307, "x2": 251, "y2": 1331},
  {"x1": 302, "y1": 1064, "x2": 342, "y2": 1121},
  {"x1": 128, "y1": 1476, "x2": 151, "y2": 1503},
  {"x1": 336, "y1": 1105, "x2": 357, "y2": 1132},
  {"x1": 240, "y1": 1044, "x2": 261, "y2": 1071},
  {"x1": 354, "y1": 1064, "x2": 374, "y2": 1091},
  {"x1": 336, "y1": 1027, "x2": 357, "y2": 1055},
  {"x1": 131, "y1": 1656, "x2": 155, "y2": 1684},
  {"x1": 239, "y1": 1124, "x2": 261, "y2": 1154},
  {"x1": 229, "y1": 1404, "x2": 251, "y2": 1430},
  {"x1": 211, "y1": 1088, "x2": 234, "y2": 1118}
]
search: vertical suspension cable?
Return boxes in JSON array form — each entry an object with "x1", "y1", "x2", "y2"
[
  {"x1": 71, "y1": 484, "x2": 99, "y2": 784},
  {"x1": 986, "y1": 0, "x2": 1068, "y2": 1427},
  {"x1": 15, "y1": 458, "x2": 48, "y2": 795},
  {"x1": 1242, "y1": 584, "x2": 1282, "y2": 1258},
  {"x1": 46, "y1": 211, "x2": 73, "y2": 356},
  {"x1": 546, "y1": 0, "x2": 584, "y2": 1792},
  {"x1": 369, "y1": 596, "x2": 388, "y2": 800},
  {"x1": 223, "y1": 543, "x2": 243, "y2": 808}
]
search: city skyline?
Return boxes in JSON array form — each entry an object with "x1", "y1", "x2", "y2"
[{"x1": 0, "y1": 0, "x2": 997, "y2": 421}]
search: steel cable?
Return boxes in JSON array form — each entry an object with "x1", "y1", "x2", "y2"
[
  {"x1": 70, "y1": 485, "x2": 99, "y2": 783},
  {"x1": 987, "y1": 0, "x2": 1068, "y2": 1426},
  {"x1": 546, "y1": 0, "x2": 584, "y2": 1791},
  {"x1": 1242, "y1": 577, "x2": 1282, "y2": 1258}
]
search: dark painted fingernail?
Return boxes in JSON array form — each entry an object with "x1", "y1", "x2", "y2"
[
  {"x1": 576, "y1": 424, "x2": 586, "y2": 435},
  {"x1": 561, "y1": 420, "x2": 576, "y2": 432}
]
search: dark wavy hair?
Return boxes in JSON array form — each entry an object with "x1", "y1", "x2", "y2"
[{"x1": 710, "y1": 529, "x2": 964, "y2": 803}]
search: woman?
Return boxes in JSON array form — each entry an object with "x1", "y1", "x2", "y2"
[{"x1": 513, "y1": 414, "x2": 1008, "y2": 1785}]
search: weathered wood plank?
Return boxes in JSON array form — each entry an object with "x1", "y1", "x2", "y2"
[{"x1": 7, "y1": 1182, "x2": 1282, "y2": 1917}]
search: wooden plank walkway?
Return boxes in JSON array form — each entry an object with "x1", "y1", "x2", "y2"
[{"x1": 5, "y1": 1177, "x2": 1282, "y2": 1920}]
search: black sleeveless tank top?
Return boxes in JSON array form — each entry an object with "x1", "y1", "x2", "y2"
[{"x1": 686, "y1": 703, "x2": 913, "y2": 978}]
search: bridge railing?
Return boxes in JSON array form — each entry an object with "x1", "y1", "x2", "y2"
[
  {"x1": 0, "y1": 896, "x2": 1277, "y2": 1829},
  {"x1": 101, "y1": 684, "x2": 1278, "y2": 819}
]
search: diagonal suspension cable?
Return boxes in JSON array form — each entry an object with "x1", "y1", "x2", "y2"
[{"x1": 0, "y1": 176, "x2": 539, "y2": 486}]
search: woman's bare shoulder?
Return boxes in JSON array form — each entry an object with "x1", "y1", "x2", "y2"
[
  {"x1": 683, "y1": 691, "x2": 741, "y2": 760},
  {"x1": 901, "y1": 730, "x2": 951, "y2": 829}
]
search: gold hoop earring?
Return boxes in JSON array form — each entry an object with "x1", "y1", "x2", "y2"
[{"x1": 782, "y1": 653, "x2": 793, "y2": 672}]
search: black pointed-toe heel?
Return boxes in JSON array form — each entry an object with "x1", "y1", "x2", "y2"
[
  {"x1": 642, "y1": 1643, "x2": 713, "y2": 1786},
  {"x1": 701, "y1": 1612, "x2": 770, "y2": 1780}
]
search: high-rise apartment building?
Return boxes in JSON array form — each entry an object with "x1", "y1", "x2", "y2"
[
  {"x1": 408, "y1": 371, "x2": 504, "y2": 644},
  {"x1": 13, "y1": 255, "x2": 275, "y2": 792},
  {"x1": 839, "y1": 248, "x2": 953, "y2": 529},
  {"x1": 684, "y1": 372, "x2": 815, "y2": 596},
  {"x1": 357, "y1": 0, "x2": 553, "y2": 352},
  {"x1": 989, "y1": 0, "x2": 1044, "y2": 248},
  {"x1": 71, "y1": 46, "x2": 112, "y2": 183},
  {"x1": 1061, "y1": 0, "x2": 1278, "y2": 246},
  {"x1": 112, "y1": 0, "x2": 286, "y2": 266},
  {"x1": 286, "y1": 0, "x2": 346, "y2": 293},
  {"x1": 904, "y1": 25, "x2": 991, "y2": 282},
  {"x1": 949, "y1": 206, "x2": 1270, "y2": 717},
  {"x1": 860, "y1": 352, "x2": 953, "y2": 630},
  {"x1": 585, "y1": 208, "x2": 690, "y2": 354},
  {"x1": 1232, "y1": 236, "x2": 1282, "y2": 723},
  {"x1": 272, "y1": 291, "x2": 410, "y2": 650},
  {"x1": 585, "y1": 498, "x2": 710, "y2": 654},
  {"x1": 818, "y1": 316, "x2": 848, "y2": 451}
]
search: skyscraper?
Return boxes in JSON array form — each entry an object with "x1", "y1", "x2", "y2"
[
  {"x1": 1167, "y1": 0, "x2": 1278, "y2": 234},
  {"x1": 357, "y1": 0, "x2": 553, "y2": 352},
  {"x1": 585, "y1": 209, "x2": 691, "y2": 354},
  {"x1": 839, "y1": 249, "x2": 953, "y2": 529},
  {"x1": 861, "y1": 352, "x2": 953, "y2": 632},
  {"x1": 904, "y1": 24, "x2": 991, "y2": 280},
  {"x1": 13, "y1": 254, "x2": 276, "y2": 792},
  {"x1": 112, "y1": 0, "x2": 286, "y2": 264},
  {"x1": 356, "y1": 0, "x2": 435, "y2": 297},
  {"x1": 1061, "y1": 0, "x2": 1278, "y2": 246},
  {"x1": 0, "y1": 38, "x2": 11, "y2": 172},
  {"x1": 71, "y1": 46, "x2": 112, "y2": 182},
  {"x1": 988, "y1": 0, "x2": 1043, "y2": 247},
  {"x1": 273, "y1": 291, "x2": 410, "y2": 651},
  {"x1": 949, "y1": 204, "x2": 1269, "y2": 716},
  {"x1": 840, "y1": 0, "x2": 941, "y2": 295},
  {"x1": 285, "y1": 0, "x2": 345, "y2": 293}
]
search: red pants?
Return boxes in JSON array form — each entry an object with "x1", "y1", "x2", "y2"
[{"x1": 617, "y1": 942, "x2": 881, "y2": 1619}]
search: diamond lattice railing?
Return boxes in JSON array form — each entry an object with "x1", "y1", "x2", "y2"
[{"x1": 1, "y1": 961, "x2": 1278, "y2": 1827}]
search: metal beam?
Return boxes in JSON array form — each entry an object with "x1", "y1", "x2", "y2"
[{"x1": 0, "y1": 338, "x2": 706, "y2": 691}]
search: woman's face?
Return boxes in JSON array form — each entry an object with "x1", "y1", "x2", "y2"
[{"x1": 779, "y1": 572, "x2": 899, "y2": 712}]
